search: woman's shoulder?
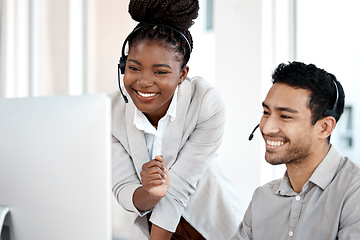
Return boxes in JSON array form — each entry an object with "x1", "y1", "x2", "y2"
[
  {"x1": 108, "y1": 90, "x2": 123, "y2": 102},
  {"x1": 187, "y1": 75, "x2": 214, "y2": 90},
  {"x1": 186, "y1": 76, "x2": 219, "y2": 99},
  {"x1": 109, "y1": 90, "x2": 127, "y2": 110},
  {"x1": 187, "y1": 76, "x2": 223, "y2": 101},
  {"x1": 108, "y1": 90, "x2": 130, "y2": 123},
  {"x1": 184, "y1": 76, "x2": 225, "y2": 118}
]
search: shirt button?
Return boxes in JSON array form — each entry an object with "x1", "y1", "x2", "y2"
[
  {"x1": 289, "y1": 231, "x2": 294, "y2": 237},
  {"x1": 295, "y1": 195, "x2": 301, "y2": 201}
]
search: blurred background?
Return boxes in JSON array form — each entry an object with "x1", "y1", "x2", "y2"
[{"x1": 1, "y1": 0, "x2": 359, "y2": 239}]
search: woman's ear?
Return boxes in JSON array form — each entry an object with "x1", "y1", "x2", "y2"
[
  {"x1": 316, "y1": 116, "x2": 337, "y2": 140},
  {"x1": 179, "y1": 65, "x2": 189, "y2": 84}
]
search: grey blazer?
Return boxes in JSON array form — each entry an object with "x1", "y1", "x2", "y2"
[{"x1": 111, "y1": 76, "x2": 243, "y2": 239}]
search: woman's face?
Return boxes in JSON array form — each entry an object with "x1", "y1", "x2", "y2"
[{"x1": 123, "y1": 40, "x2": 188, "y2": 124}]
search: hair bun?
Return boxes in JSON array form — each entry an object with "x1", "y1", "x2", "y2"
[{"x1": 128, "y1": 0, "x2": 199, "y2": 31}]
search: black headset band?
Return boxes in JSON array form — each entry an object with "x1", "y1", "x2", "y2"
[
  {"x1": 121, "y1": 23, "x2": 192, "y2": 59},
  {"x1": 323, "y1": 79, "x2": 339, "y2": 118}
]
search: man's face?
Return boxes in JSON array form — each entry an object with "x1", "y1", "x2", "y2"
[{"x1": 260, "y1": 82, "x2": 317, "y2": 165}]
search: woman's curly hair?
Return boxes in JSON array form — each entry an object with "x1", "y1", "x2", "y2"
[{"x1": 127, "y1": 0, "x2": 199, "y2": 68}]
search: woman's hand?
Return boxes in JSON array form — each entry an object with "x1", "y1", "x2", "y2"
[{"x1": 140, "y1": 155, "x2": 170, "y2": 198}]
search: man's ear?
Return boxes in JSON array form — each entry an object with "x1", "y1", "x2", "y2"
[
  {"x1": 179, "y1": 65, "x2": 189, "y2": 84},
  {"x1": 316, "y1": 116, "x2": 337, "y2": 140}
]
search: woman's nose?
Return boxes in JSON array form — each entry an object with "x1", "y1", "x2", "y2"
[{"x1": 137, "y1": 71, "x2": 154, "y2": 87}]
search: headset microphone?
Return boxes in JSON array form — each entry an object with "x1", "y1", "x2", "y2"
[{"x1": 248, "y1": 124, "x2": 260, "y2": 141}]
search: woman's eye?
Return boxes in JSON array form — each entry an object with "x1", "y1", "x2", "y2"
[
  {"x1": 155, "y1": 70, "x2": 167, "y2": 75},
  {"x1": 128, "y1": 66, "x2": 139, "y2": 71}
]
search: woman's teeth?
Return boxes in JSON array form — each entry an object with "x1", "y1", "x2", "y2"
[
  {"x1": 137, "y1": 91, "x2": 157, "y2": 97},
  {"x1": 266, "y1": 139, "x2": 285, "y2": 146}
]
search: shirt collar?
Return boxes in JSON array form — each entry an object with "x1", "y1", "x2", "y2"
[
  {"x1": 308, "y1": 145, "x2": 342, "y2": 190},
  {"x1": 133, "y1": 86, "x2": 178, "y2": 132},
  {"x1": 275, "y1": 172, "x2": 296, "y2": 196},
  {"x1": 167, "y1": 86, "x2": 178, "y2": 122},
  {"x1": 274, "y1": 145, "x2": 342, "y2": 195}
]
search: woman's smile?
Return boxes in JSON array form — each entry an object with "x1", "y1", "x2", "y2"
[{"x1": 135, "y1": 89, "x2": 159, "y2": 98}]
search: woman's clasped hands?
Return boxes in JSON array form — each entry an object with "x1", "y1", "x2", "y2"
[{"x1": 140, "y1": 155, "x2": 170, "y2": 198}]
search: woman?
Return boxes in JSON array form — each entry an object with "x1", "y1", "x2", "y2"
[{"x1": 111, "y1": 0, "x2": 243, "y2": 239}]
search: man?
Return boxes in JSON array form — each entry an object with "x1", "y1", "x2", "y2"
[{"x1": 233, "y1": 61, "x2": 360, "y2": 239}]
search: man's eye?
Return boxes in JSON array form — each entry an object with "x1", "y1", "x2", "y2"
[
  {"x1": 262, "y1": 111, "x2": 270, "y2": 116},
  {"x1": 281, "y1": 115, "x2": 291, "y2": 119}
]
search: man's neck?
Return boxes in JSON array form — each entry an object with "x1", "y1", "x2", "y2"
[{"x1": 286, "y1": 143, "x2": 331, "y2": 193}]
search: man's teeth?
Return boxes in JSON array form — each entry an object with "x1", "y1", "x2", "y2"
[
  {"x1": 267, "y1": 140, "x2": 284, "y2": 146},
  {"x1": 137, "y1": 91, "x2": 157, "y2": 97}
]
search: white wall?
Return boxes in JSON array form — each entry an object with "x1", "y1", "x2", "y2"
[
  {"x1": 86, "y1": 0, "x2": 136, "y2": 95},
  {"x1": 214, "y1": 0, "x2": 263, "y2": 207}
]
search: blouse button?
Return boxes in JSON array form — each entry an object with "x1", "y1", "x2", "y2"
[
  {"x1": 289, "y1": 231, "x2": 294, "y2": 237},
  {"x1": 295, "y1": 195, "x2": 301, "y2": 201}
]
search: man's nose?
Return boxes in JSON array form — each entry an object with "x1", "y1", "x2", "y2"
[{"x1": 260, "y1": 116, "x2": 280, "y2": 135}]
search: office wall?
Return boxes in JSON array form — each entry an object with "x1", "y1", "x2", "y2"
[
  {"x1": 86, "y1": 0, "x2": 136, "y2": 95},
  {"x1": 214, "y1": 0, "x2": 263, "y2": 207}
]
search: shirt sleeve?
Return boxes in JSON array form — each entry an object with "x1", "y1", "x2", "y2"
[
  {"x1": 150, "y1": 85, "x2": 227, "y2": 232},
  {"x1": 337, "y1": 182, "x2": 360, "y2": 239},
  {"x1": 232, "y1": 200, "x2": 253, "y2": 240}
]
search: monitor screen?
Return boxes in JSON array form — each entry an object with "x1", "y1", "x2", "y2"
[{"x1": 0, "y1": 94, "x2": 112, "y2": 240}]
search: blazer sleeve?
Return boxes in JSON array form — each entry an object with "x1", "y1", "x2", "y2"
[
  {"x1": 112, "y1": 136, "x2": 151, "y2": 216},
  {"x1": 150, "y1": 79, "x2": 227, "y2": 232},
  {"x1": 111, "y1": 92, "x2": 151, "y2": 217}
]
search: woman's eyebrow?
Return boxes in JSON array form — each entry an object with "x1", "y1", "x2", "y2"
[
  {"x1": 153, "y1": 64, "x2": 171, "y2": 68},
  {"x1": 127, "y1": 59, "x2": 141, "y2": 65}
]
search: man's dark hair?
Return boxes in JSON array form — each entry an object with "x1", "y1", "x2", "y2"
[{"x1": 272, "y1": 61, "x2": 345, "y2": 125}]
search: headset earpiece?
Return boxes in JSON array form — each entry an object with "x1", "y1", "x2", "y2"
[
  {"x1": 119, "y1": 56, "x2": 127, "y2": 74},
  {"x1": 323, "y1": 79, "x2": 339, "y2": 119},
  {"x1": 117, "y1": 57, "x2": 129, "y2": 103}
]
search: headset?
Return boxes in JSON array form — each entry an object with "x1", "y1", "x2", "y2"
[
  {"x1": 323, "y1": 79, "x2": 339, "y2": 118},
  {"x1": 117, "y1": 23, "x2": 192, "y2": 103},
  {"x1": 248, "y1": 79, "x2": 340, "y2": 141}
]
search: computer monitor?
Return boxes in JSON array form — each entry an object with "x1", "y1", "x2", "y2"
[{"x1": 0, "y1": 94, "x2": 112, "y2": 240}]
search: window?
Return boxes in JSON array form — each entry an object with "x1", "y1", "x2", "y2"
[{"x1": 296, "y1": 0, "x2": 360, "y2": 163}]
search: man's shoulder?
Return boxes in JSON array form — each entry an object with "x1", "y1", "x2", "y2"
[
  {"x1": 253, "y1": 178, "x2": 282, "y2": 196},
  {"x1": 341, "y1": 157, "x2": 360, "y2": 175},
  {"x1": 337, "y1": 157, "x2": 360, "y2": 187}
]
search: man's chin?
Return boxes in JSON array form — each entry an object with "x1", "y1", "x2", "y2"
[{"x1": 265, "y1": 155, "x2": 285, "y2": 165}]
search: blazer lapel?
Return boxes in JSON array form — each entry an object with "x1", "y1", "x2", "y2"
[{"x1": 162, "y1": 80, "x2": 191, "y2": 169}]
